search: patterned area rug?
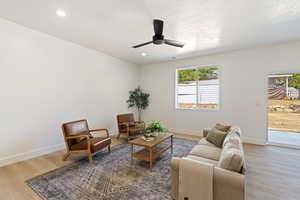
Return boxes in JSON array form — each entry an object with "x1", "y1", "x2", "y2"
[{"x1": 26, "y1": 137, "x2": 197, "y2": 200}]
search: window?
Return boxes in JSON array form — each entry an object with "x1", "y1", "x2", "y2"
[{"x1": 176, "y1": 66, "x2": 220, "y2": 110}]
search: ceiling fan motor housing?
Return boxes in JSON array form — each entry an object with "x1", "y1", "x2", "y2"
[
  {"x1": 153, "y1": 34, "x2": 164, "y2": 45},
  {"x1": 132, "y1": 19, "x2": 184, "y2": 48}
]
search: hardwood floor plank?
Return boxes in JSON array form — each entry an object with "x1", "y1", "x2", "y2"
[{"x1": 244, "y1": 144, "x2": 300, "y2": 200}]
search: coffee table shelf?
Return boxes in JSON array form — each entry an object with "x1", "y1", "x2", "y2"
[
  {"x1": 129, "y1": 133, "x2": 173, "y2": 169},
  {"x1": 132, "y1": 144, "x2": 172, "y2": 162}
]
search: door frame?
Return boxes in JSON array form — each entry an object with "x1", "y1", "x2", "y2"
[{"x1": 266, "y1": 71, "x2": 300, "y2": 149}]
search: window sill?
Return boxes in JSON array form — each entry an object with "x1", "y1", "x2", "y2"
[{"x1": 175, "y1": 107, "x2": 220, "y2": 112}]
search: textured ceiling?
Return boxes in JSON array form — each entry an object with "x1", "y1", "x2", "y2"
[{"x1": 1, "y1": 0, "x2": 300, "y2": 64}]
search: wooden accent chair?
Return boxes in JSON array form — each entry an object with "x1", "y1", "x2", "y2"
[
  {"x1": 117, "y1": 113, "x2": 145, "y2": 141},
  {"x1": 62, "y1": 119, "x2": 111, "y2": 167}
]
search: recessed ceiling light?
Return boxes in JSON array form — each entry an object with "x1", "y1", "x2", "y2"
[
  {"x1": 56, "y1": 9, "x2": 66, "y2": 17},
  {"x1": 141, "y1": 52, "x2": 147, "y2": 57}
]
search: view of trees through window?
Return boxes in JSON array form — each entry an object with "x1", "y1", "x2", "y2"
[
  {"x1": 177, "y1": 66, "x2": 218, "y2": 83},
  {"x1": 176, "y1": 66, "x2": 219, "y2": 109}
]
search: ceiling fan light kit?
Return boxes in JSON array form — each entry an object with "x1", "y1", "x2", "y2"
[{"x1": 132, "y1": 19, "x2": 185, "y2": 48}]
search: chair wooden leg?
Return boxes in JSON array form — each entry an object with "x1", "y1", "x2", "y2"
[
  {"x1": 63, "y1": 152, "x2": 70, "y2": 161},
  {"x1": 117, "y1": 132, "x2": 121, "y2": 139},
  {"x1": 88, "y1": 153, "x2": 93, "y2": 167},
  {"x1": 108, "y1": 145, "x2": 111, "y2": 152}
]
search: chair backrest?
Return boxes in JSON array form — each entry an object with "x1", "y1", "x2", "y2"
[
  {"x1": 62, "y1": 119, "x2": 89, "y2": 147},
  {"x1": 117, "y1": 113, "x2": 134, "y2": 132},
  {"x1": 117, "y1": 113, "x2": 134, "y2": 124}
]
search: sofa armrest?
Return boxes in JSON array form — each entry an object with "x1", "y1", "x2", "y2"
[
  {"x1": 213, "y1": 167, "x2": 245, "y2": 200},
  {"x1": 171, "y1": 157, "x2": 181, "y2": 200},
  {"x1": 203, "y1": 128, "x2": 211, "y2": 137},
  {"x1": 171, "y1": 158, "x2": 245, "y2": 200}
]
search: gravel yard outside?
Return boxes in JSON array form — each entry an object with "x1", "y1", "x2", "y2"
[{"x1": 268, "y1": 100, "x2": 300, "y2": 133}]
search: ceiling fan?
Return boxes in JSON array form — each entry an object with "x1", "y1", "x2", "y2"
[{"x1": 132, "y1": 19, "x2": 185, "y2": 48}]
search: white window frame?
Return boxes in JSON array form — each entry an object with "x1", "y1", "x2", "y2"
[{"x1": 175, "y1": 65, "x2": 221, "y2": 111}]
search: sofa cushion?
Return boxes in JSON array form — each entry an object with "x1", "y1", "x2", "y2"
[
  {"x1": 189, "y1": 144, "x2": 222, "y2": 161},
  {"x1": 198, "y1": 138, "x2": 217, "y2": 147},
  {"x1": 215, "y1": 123, "x2": 231, "y2": 132},
  {"x1": 218, "y1": 143, "x2": 244, "y2": 173},
  {"x1": 187, "y1": 155, "x2": 218, "y2": 166},
  {"x1": 206, "y1": 128, "x2": 227, "y2": 148}
]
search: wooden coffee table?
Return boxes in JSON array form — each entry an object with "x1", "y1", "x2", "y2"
[{"x1": 129, "y1": 133, "x2": 173, "y2": 169}]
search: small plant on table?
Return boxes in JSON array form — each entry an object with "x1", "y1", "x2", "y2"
[{"x1": 145, "y1": 120, "x2": 167, "y2": 137}]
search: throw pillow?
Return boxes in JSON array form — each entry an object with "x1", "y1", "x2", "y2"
[
  {"x1": 206, "y1": 128, "x2": 227, "y2": 148},
  {"x1": 215, "y1": 123, "x2": 231, "y2": 132}
]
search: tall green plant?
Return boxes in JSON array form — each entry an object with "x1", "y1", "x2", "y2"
[{"x1": 126, "y1": 87, "x2": 150, "y2": 121}]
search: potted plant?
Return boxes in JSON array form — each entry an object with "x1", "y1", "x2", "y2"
[
  {"x1": 126, "y1": 87, "x2": 150, "y2": 122},
  {"x1": 145, "y1": 120, "x2": 167, "y2": 137}
]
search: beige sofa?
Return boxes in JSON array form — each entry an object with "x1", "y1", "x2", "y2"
[{"x1": 171, "y1": 126, "x2": 246, "y2": 200}]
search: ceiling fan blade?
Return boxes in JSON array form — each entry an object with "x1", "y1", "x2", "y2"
[
  {"x1": 132, "y1": 41, "x2": 153, "y2": 48},
  {"x1": 153, "y1": 19, "x2": 164, "y2": 35},
  {"x1": 164, "y1": 39, "x2": 185, "y2": 48}
]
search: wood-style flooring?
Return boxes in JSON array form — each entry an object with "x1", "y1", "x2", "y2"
[
  {"x1": 0, "y1": 135, "x2": 300, "y2": 200},
  {"x1": 244, "y1": 144, "x2": 300, "y2": 200}
]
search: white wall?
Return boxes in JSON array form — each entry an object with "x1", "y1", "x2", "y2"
[
  {"x1": 140, "y1": 41, "x2": 300, "y2": 145},
  {"x1": 0, "y1": 18, "x2": 139, "y2": 166}
]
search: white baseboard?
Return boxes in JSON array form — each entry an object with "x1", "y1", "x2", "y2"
[
  {"x1": 109, "y1": 130, "x2": 118, "y2": 136},
  {"x1": 170, "y1": 128, "x2": 267, "y2": 145},
  {"x1": 242, "y1": 137, "x2": 266, "y2": 145},
  {"x1": 268, "y1": 142, "x2": 300, "y2": 150},
  {"x1": 168, "y1": 128, "x2": 203, "y2": 137},
  {"x1": 0, "y1": 143, "x2": 65, "y2": 167},
  {"x1": 0, "y1": 131, "x2": 265, "y2": 167},
  {"x1": 0, "y1": 131, "x2": 118, "y2": 168}
]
